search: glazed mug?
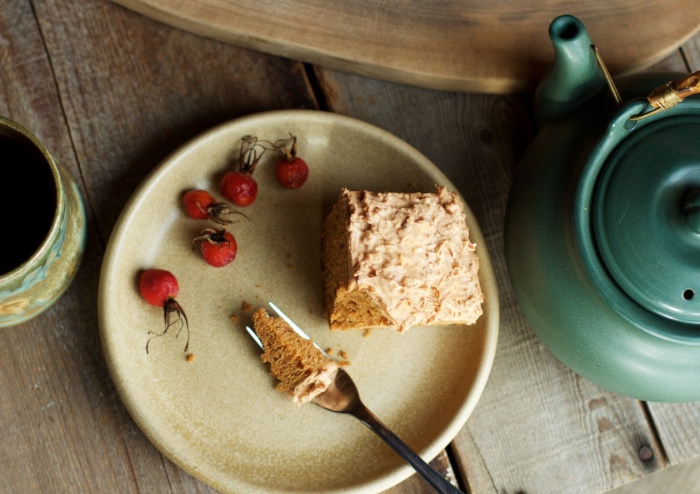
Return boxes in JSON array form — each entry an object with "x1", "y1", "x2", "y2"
[{"x1": 0, "y1": 117, "x2": 86, "y2": 327}]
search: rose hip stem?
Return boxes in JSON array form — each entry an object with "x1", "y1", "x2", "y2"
[
  {"x1": 183, "y1": 189, "x2": 241, "y2": 225},
  {"x1": 239, "y1": 134, "x2": 271, "y2": 174},
  {"x1": 139, "y1": 269, "x2": 190, "y2": 354},
  {"x1": 219, "y1": 135, "x2": 271, "y2": 207},
  {"x1": 147, "y1": 298, "x2": 190, "y2": 354},
  {"x1": 273, "y1": 133, "x2": 309, "y2": 189}
]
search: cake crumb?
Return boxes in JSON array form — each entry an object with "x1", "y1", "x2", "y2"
[
  {"x1": 338, "y1": 360, "x2": 351, "y2": 367},
  {"x1": 339, "y1": 350, "x2": 349, "y2": 360},
  {"x1": 230, "y1": 314, "x2": 239, "y2": 323},
  {"x1": 242, "y1": 300, "x2": 253, "y2": 312},
  {"x1": 186, "y1": 353, "x2": 195, "y2": 362},
  {"x1": 325, "y1": 347, "x2": 336, "y2": 356}
]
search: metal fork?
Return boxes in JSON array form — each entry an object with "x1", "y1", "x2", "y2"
[{"x1": 245, "y1": 303, "x2": 464, "y2": 494}]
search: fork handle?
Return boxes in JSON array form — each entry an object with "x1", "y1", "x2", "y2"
[{"x1": 354, "y1": 405, "x2": 464, "y2": 494}]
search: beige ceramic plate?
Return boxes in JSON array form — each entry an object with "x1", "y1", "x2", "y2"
[{"x1": 98, "y1": 110, "x2": 499, "y2": 493}]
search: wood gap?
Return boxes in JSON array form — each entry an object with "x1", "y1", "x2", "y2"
[
  {"x1": 28, "y1": 0, "x2": 107, "y2": 251},
  {"x1": 116, "y1": 424, "x2": 142, "y2": 493},
  {"x1": 679, "y1": 46, "x2": 693, "y2": 72},
  {"x1": 303, "y1": 63, "x2": 330, "y2": 111},
  {"x1": 159, "y1": 454, "x2": 175, "y2": 494},
  {"x1": 445, "y1": 443, "x2": 472, "y2": 493},
  {"x1": 640, "y1": 401, "x2": 670, "y2": 466}
]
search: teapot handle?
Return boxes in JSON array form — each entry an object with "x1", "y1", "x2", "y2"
[
  {"x1": 630, "y1": 71, "x2": 700, "y2": 120},
  {"x1": 670, "y1": 71, "x2": 700, "y2": 97}
]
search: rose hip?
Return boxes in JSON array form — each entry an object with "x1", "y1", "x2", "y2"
[
  {"x1": 140, "y1": 269, "x2": 179, "y2": 306},
  {"x1": 274, "y1": 134, "x2": 308, "y2": 189},
  {"x1": 220, "y1": 135, "x2": 267, "y2": 207},
  {"x1": 182, "y1": 189, "x2": 235, "y2": 225},
  {"x1": 139, "y1": 269, "x2": 190, "y2": 353},
  {"x1": 276, "y1": 157, "x2": 309, "y2": 189},
  {"x1": 192, "y1": 228, "x2": 238, "y2": 267},
  {"x1": 220, "y1": 172, "x2": 258, "y2": 207}
]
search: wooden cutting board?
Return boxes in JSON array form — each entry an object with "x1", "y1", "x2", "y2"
[{"x1": 110, "y1": 0, "x2": 699, "y2": 93}]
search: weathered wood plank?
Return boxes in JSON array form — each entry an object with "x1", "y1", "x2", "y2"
[
  {"x1": 1, "y1": 1, "x2": 161, "y2": 492},
  {"x1": 35, "y1": 0, "x2": 318, "y2": 243},
  {"x1": 109, "y1": 0, "x2": 700, "y2": 94},
  {"x1": 647, "y1": 401, "x2": 700, "y2": 464},
  {"x1": 1, "y1": 0, "x2": 316, "y2": 493},
  {"x1": 608, "y1": 454, "x2": 700, "y2": 494},
  {"x1": 450, "y1": 428, "x2": 498, "y2": 494},
  {"x1": 683, "y1": 29, "x2": 700, "y2": 69},
  {"x1": 312, "y1": 55, "x2": 672, "y2": 493}
]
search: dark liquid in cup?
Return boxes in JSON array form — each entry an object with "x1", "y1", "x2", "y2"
[{"x1": 0, "y1": 132, "x2": 57, "y2": 275}]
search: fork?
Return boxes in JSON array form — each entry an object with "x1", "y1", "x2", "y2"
[{"x1": 245, "y1": 303, "x2": 464, "y2": 494}]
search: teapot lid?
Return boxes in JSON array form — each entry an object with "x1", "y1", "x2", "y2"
[{"x1": 592, "y1": 113, "x2": 700, "y2": 323}]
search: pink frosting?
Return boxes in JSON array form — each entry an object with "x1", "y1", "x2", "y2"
[{"x1": 344, "y1": 186, "x2": 483, "y2": 331}]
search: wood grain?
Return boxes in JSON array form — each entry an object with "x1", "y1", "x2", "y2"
[
  {"x1": 1, "y1": 0, "x2": 312, "y2": 492},
  {"x1": 109, "y1": 0, "x2": 700, "y2": 93},
  {"x1": 1, "y1": 0, "x2": 153, "y2": 491},
  {"x1": 684, "y1": 29, "x2": 700, "y2": 69},
  {"x1": 3, "y1": 0, "x2": 700, "y2": 492},
  {"x1": 34, "y1": 0, "x2": 317, "y2": 244},
  {"x1": 610, "y1": 454, "x2": 700, "y2": 494}
]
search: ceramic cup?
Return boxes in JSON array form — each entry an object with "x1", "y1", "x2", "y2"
[{"x1": 0, "y1": 117, "x2": 86, "y2": 327}]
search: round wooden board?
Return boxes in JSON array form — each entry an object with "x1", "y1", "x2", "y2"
[{"x1": 110, "y1": 0, "x2": 699, "y2": 93}]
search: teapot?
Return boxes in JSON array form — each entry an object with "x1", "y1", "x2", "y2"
[{"x1": 505, "y1": 15, "x2": 700, "y2": 401}]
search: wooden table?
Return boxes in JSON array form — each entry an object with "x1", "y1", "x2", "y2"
[{"x1": 1, "y1": 1, "x2": 699, "y2": 493}]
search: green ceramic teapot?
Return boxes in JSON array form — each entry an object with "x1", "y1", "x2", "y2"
[{"x1": 505, "y1": 15, "x2": 700, "y2": 401}]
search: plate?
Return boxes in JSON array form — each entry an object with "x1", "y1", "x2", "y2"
[{"x1": 98, "y1": 110, "x2": 499, "y2": 493}]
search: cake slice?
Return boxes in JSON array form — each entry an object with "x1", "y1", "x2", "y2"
[
  {"x1": 322, "y1": 186, "x2": 483, "y2": 332},
  {"x1": 252, "y1": 308, "x2": 338, "y2": 404}
]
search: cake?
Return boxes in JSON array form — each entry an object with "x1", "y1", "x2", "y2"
[
  {"x1": 322, "y1": 186, "x2": 483, "y2": 332},
  {"x1": 252, "y1": 308, "x2": 338, "y2": 404}
]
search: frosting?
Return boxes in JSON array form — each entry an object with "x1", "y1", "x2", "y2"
[
  {"x1": 291, "y1": 363, "x2": 338, "y2": 404},
  {"x1": 344, "y1": 186, "x2": 482, "y2": 331}
]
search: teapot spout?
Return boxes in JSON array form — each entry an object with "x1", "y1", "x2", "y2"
[{"x1": 534, "y1": 15, "x2": 607, "y2": 125}]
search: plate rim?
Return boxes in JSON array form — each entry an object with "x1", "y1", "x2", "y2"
[{"x1": 98, "y1": 109, "x2": 499, "y2": 493}]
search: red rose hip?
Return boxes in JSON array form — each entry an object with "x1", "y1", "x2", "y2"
[
  {"x1": 275, "y1": 156, "x2": 309, "y2": 189},
  {"x1": 192, "y1": 228, "x2": 238, "y2": 267},
  {"x1": 220, "y1": 171, "x2": 258, "y2": 207},
  {"x1": 182, "y1": 189, "x2": 235, "y2": 225},
  {"x1": 139, "y1": 269, "x2": 189, "y2": 353},
  {"x1": 139, "y1": 269, "x2": 179, "y2": 307},
  {"x1": 274, "y1": 133, "x2": 308, "y2": 189}
]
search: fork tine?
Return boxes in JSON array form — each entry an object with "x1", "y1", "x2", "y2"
[
  {"x1": 245, "y1": 325, "x2": 264, "y2": 350},
  {"x1": 268, "y1": 302, "x2": 307, "y2": 338},
  {"x1": 268, "y1": 302, "x2": 328, "y2": 356}
]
